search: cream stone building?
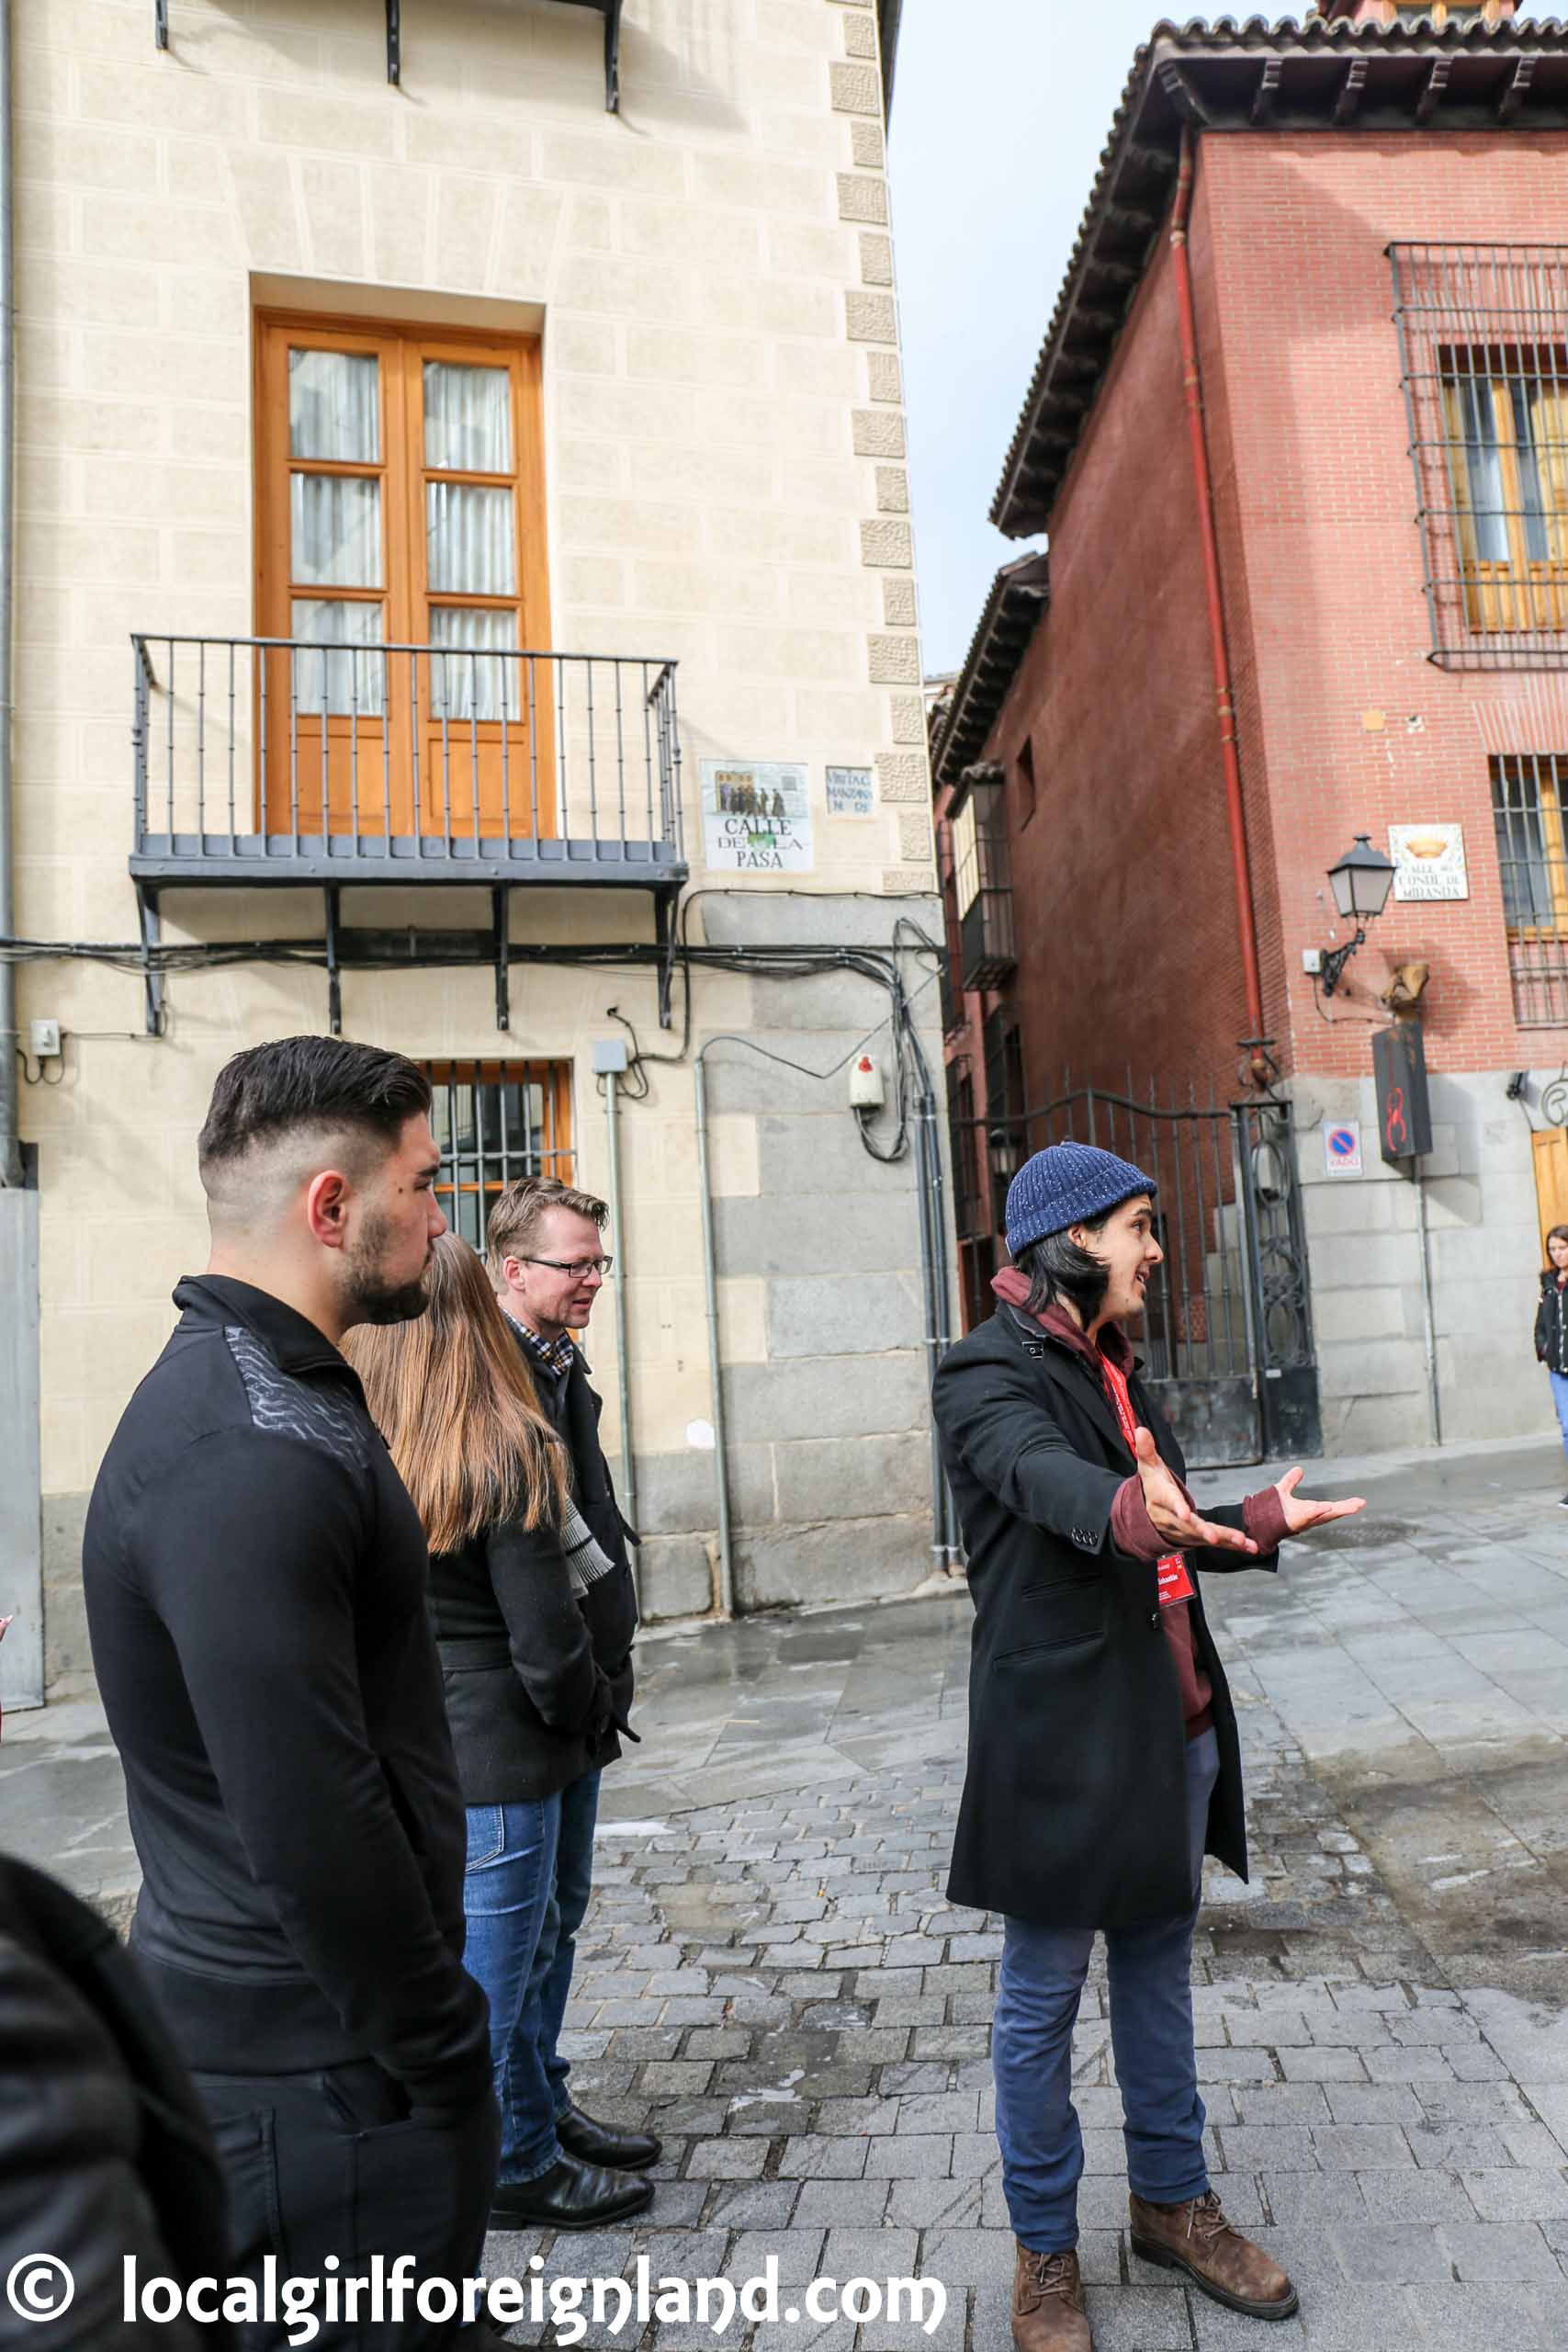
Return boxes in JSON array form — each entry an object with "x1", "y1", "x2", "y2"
[{"x1": 0, "y1": 0, "x2": 953, "y2": 1711}]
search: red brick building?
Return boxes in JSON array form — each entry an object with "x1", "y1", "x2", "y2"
[{"x1": 932, "y1": 4, "x2": 1568, "y2": 1453}]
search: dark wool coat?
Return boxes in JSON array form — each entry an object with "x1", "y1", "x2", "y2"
[
  {"x1": 432, "y1": 1504, "x2": 637, "y2": 1806},
  {"x1": 0, "y1": 1856, "x2": 232, "y2": 2346},
  {"x1": 932, "y1": 1306, "x2": 1280, "y2": 1930},
  {"x1": 1536, "y1": 1270, "x2": 1568, "y2": 1375}
]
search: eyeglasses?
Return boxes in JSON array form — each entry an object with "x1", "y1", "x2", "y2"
[{"x1": 517, "y1": 1255, "x2": 614, "y2": 1279}]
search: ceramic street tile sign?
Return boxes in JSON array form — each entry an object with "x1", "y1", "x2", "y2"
[
  {"x1": 826, "y1": 764, "x2": 875, "y2": 819},
  {"x1": 701, "y1": 759, "x2": 813, "y2": 873},
  {"x1": 1390, "y1": 822, "x2": 1468, "y2": 901}
]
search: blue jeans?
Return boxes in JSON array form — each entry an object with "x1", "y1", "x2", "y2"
[
  {"x1": 460, "y1": 1770, "x2": 602, "y2": 2186},
  {"x1": 993, "y1": 1726, "x2": 1222, "y2": 2254},
  {"x1": 536, "y1": 1768, "x2": 601, "y2": 2122},
  {"x1": 1551, "y1": 1370, "x2": 1568, "y2": 1461}
]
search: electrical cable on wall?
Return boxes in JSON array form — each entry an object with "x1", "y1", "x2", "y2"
[{"x1": 0, "y1": 893, "x2": 949, "y2": 1176}]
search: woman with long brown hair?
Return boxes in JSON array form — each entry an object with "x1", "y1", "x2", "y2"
[
  {"x1": 344, "y1": 1235, "x2": 654, "y2": 2233},
  {"x1": 1535, "y1": 1223, "x2": 1568, "y2": 1505}
]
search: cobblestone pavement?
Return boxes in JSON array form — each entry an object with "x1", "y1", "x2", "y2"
[
  {"x1": 492, "y1": 1436, "x2": 1568, "y2": 2350},
  {"x1": 7, "y1": 1434, "x2": 1568, "y2": 2345}
]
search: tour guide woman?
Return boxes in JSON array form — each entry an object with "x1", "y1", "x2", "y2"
[
  {"x1": 346, "y1": 1236, "x2": 655, "y2": 2233},
  {"x1": 932, "y1": 1143, "x2": 1365, "y2": 2352},
  {"x1": 1535, "y1": 1223, "x2": 1568, "y2": 1504}
]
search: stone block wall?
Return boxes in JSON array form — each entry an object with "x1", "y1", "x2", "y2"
[
  {"x1": 8, "y1": 0, "x2": 950, "y2": 1696},
  {"x1": 1295, "y1": 1067, "x2": 1559, "y2": 1455},
  {"x1": 630, "y1": 890, "x2": 947, "y2": 1622}
]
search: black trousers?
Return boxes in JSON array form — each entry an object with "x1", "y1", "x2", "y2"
[{"x1": 192, "y1": 2060, "x2": 500, "y2": 2350}]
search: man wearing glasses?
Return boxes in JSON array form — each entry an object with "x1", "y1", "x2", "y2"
[{"x1": 482, "y1": 1177, "x2": 654, "y2": 2212}]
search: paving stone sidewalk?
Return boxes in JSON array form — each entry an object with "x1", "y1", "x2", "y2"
[
  {"x1": 502, "y1": 1651, "x2": 1568, "y2": 2348},
  {"x1": 8, "y1": 1432, "x2": 1568, "y2": 2345},
  {"x1": 485, "y1": 1437, "x2": 1568, "y2": 2350}
]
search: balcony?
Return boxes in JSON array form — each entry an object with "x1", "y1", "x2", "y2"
[{"x1": 129, "y1": 634, "x2": 686, "y2": 1035}]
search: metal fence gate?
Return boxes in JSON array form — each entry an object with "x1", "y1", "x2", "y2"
[{"x1": 956, "y1": 1082, "x2": 1320, "y2": 1467}]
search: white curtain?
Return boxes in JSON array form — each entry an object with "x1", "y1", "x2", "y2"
[
  {"x1": 1457, "y1": 378, "x2": 1509, "y2": 563},
  {"x1": 289, "y1": 348, "x2": 379, "y2": 462},
  {"x1": 1517, "y1": 383, "x2": 1552, "y2": 563},
  {"x1": 424, "y1": 361, "x2": 511, "y2": 471},
  {"x1": 291, "y1": 473, "x2": 383, "y2": 588},
  {"x1": 429, "y1": 606, "x2": 519, "y2": 723},
  {"x1": 292, "y1": 598, "x2": 387, "y2": 719},
  {"x1": 427, "y1": 481, "x2": 515, "y2": 595}
]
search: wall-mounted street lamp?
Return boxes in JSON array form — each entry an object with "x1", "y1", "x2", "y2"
[
  {"x1": 987, "y1": 1123, "x2": 1022, "y2": 1185},
  {"x1": 1318, "y1": 834, "x2": 1397, "y2": 997}
]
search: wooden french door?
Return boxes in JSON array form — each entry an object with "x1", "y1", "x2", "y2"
[{"x1": 255, "y1": 314, "x2": 551, "y2": 839}]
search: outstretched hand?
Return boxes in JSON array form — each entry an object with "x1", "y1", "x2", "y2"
[
  {"x1": 1134, "y1": 1426, "x2": 1258, "y2": 1555},
  {"x1": 1273, "y1": 1466, "x2": 1366, "y2": 1536}
]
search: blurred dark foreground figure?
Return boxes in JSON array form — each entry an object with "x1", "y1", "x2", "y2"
[{"x1": 0, "y1": 1852, "x2": 231, "y2": 2349}]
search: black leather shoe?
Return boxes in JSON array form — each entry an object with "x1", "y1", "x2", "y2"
[
  {"x1": 556, "y1": 2100, "x2": 663, "y2": 2170},
  {"x1": 489, "y1": 2151, "x2": 654, "y2": 2232}
]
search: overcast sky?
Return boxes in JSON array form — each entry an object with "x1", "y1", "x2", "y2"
[{"x1": 889, "y1": 2, "x2": 1168, "y2": 676}]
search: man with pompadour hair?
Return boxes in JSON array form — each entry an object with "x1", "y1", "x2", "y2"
[
  {"x1": 85, "y1": 1034, "x2": 506, "y2": 2350},
  {"x1": 934, "y1": 1142, "x2": 1366, "y2": 2352},
  {"x1": 476, "y1": 1170, "x2": 650, "y2": 2225}
]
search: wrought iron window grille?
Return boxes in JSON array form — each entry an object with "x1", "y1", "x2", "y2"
[
  {"x1": 424, "y1": 1058, "x2": 574, "y2": 1251},
  {"x1": 1491, "y1": 750, "x2": 1568, "y2": 1024},
  {"x1": 1392, "y1": 243, "x2": 1568, "y2": 669},
  {"x1": 951, "y1": 763, "x2": 1017, "y2": 992}
]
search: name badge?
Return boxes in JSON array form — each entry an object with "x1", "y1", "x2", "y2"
[{"x1": 1156, "y1": 1555, "x2": 1195, "y2": 1607}]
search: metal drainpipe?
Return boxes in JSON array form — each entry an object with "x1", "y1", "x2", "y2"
[
  {"x1": 692, "y1": 1052, "x2": 735, "y2": 1616},
  {"x1": 1168, "y1": 124, "x2": 1266, "y2": 1046},
  {"x1": 914, "y1": 1074, "x2": 959, "y2": 1567},
  {"x1": 0, "y1": 1, "x2": 19, "y2": 1192},
  {"x1": 1416, "y1": 1158, "x2": 1443, "y2": 1447},
  {"x1": 602, "y1": 1067, "x2": 637, "y2": 1595}
]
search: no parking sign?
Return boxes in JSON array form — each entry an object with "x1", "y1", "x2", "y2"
[{"x1": 1324, "y1": 1121, "x2": 1363, "y2": 1177}]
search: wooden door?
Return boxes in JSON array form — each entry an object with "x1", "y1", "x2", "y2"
[
  {"x1": 1533, "y1": 1128, "x2": 1568, "y2": 1254},
  {"x1": 255, "y1": 315, "x2": 552, "y2": 842}
]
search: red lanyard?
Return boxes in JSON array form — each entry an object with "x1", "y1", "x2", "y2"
[{"x1": 1098, "y1": 1351, "x2": 1193, "y2": 1604}]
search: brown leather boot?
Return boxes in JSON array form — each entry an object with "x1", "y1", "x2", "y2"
[
  {"x1": 1010, "y1": 2244, "x2": 1091, "y2": 2352},
  {"x1": 1128, "y1": 2188, "x2": 1299, "y2": 2319}
]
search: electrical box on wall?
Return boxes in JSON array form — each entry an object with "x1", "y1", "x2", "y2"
[
  {"x1": 28, "y1": 1021, "x2": 61, "y2": 1061},
  {"x1": 850, "y1": 1053, "x2": 886, "y2": 1111}
]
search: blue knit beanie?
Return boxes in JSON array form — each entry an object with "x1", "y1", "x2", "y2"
[{"x1": 1004, "y1": 1142, "x2": 1157, "y2": 1258}]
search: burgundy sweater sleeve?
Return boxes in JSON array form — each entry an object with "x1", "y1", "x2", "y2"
[
  {"x1": 1242, "y1": 1484, "x2": 1290, "y2": 1552},
  {"x1": 1111, "y1": 1476, "x2": 1168, "y2": 1562}
]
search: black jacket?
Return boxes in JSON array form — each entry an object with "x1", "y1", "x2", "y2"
[
  {"x1": 83, "y1": 1275, "x2": 491, "y2": 2107},
  {"x1": 931, "y1": 1306, "x2": 1280, "y2": 1931},
  {"x1": 0, "y1": 1855, "x2": 231, "y2": 2347},
  {"x1": 433, "y1": 1502, "x2": 635, "y2": 1804},
  {"x1": 1536, "y1": 1270, "x2": 1568, "y2": 1374},
  {"x1": 496, "y1": 1324, "x2": 638, "y2": 1734}
]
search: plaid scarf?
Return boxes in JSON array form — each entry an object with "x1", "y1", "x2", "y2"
[
  {"x1": 499, "y1": 1305, "x2": 622, "y2": 1601},
  {"x1": 560, "y1": 1494, "x2": 620, "y2": 1599},
  {"x1": 509, "y1": 1314, "x2": 576, "y2": 1383}
]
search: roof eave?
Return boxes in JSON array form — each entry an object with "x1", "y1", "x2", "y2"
[
  {"x1": 990, "y1": 15, "x2": 1568, "y2": 540},
  {"x1": 930, "y1": 555, "x2": 1050, "y2": 791}
]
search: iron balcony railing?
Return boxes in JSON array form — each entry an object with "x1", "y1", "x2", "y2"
[{"x1": 130, "y1": 635, "x2": 684, "y2": 878}]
